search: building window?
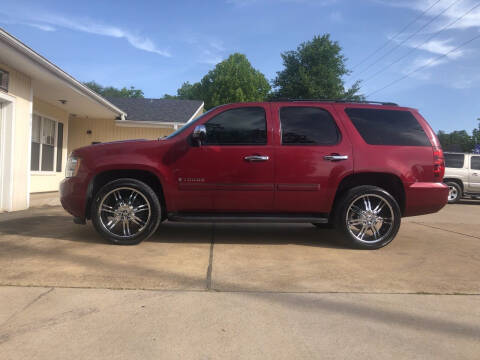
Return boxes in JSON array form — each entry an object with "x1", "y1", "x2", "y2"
[
  {"x1": 31, "y1": 114, "x2": 63, "y2": 172},
  {"x1": 0, "y1": 69, "x2": 8, "y2": 92}
]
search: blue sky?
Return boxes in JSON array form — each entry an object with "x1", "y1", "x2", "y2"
[{"x1": 1, "y1": 0, "x2": 479, "y2": 132}]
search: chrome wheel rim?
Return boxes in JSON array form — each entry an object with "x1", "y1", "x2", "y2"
[
  {"x1": 448, "y1": 186, "x2": 458, "y2": 201},
  {"x1": 98, "y1": 187, "x2": 151, "y2": 238},
  {"x1": 346, "y1": 194, "x2": 394, "y2": 244}
]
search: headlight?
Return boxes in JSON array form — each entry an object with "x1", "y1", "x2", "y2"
[{"x1": 65, "y1": 156, "x2": 81, "y2": 178}]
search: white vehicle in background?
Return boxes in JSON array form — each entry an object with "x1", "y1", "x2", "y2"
[{"x1": 443, "y1": 152, "x2": 480, "y2": 203}]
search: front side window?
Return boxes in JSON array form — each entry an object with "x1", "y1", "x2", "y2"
[
  {"x1": 31, "y1": 114, "x2": 62, "y2": 172},
  {"x1": 345, "y1": 108, "x2": 431, "y2": 146},
  {"x1": 471, "y1": 156, "x2": 480, "y2": 170},
  {"x1": 444, "y1": 153, "x2": 465, "y2": 168},
  {"x1": 205, "y1": 107, "x2": 267, "y2": 145},
  {"x1": 280, "y1": 107, "x2": 340, "y2": 145}
]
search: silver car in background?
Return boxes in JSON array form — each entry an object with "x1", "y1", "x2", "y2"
[{"x1": 443, "y1": 152, "x2": 480, "y2": 203}]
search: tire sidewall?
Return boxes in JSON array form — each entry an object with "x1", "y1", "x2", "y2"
[
  {"x1": 91, "y1": 178, "x2": 161, "y2": 245},
  {"x1": 335, "y1": 186, "x2": 401, "y2": 250}
]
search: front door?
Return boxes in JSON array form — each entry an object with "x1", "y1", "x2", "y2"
[
  {"x1": 468, "y1": 155, "x2": 480, "y2": 192},
  {"x1": 272, "y1": 104, "x2": 353, "y2": 214},
  {"x1": 174, "y1": 105, "x2": 275, "y2": 212},
  {"x1": 0, "y1": 102, "x2": 3, "y2": 210}
]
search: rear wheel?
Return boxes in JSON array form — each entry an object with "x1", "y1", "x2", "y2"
[
  {"x1": 334, "y1": 186, "x2": 401, "y2": 250},
  {"x1": 445, "y1": 182, "x2": 461, "y2": 204},
  {"x1": 91, "y1": 178, "x2": 161, "y2": 245}
]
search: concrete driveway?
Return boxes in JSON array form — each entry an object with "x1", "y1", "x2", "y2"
[{"x1": 0, "y1": 200, "x2": 479, "y2": 359}]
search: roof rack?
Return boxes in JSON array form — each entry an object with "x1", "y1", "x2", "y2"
[{"x1": 268, "y1": 98, "x2": 398, "y2": 106}]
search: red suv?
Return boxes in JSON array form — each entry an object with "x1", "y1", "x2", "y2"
[{"x1": 60, "y1": 100, "x2": 448, "y2": 249}]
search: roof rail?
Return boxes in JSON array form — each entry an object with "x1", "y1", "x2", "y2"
[{"x1": 268, "y1": 98, "x2": 398, "y2": 106}]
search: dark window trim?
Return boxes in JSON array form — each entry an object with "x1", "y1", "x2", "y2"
[
  {"x1": 279, "y1": 106, "x2": 342, "y2": 146},
  {"x1": 204, "y1": 106, "x2": 268, "y2": 146}
]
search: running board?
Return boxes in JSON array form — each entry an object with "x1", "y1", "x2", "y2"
[{"x1": 167, "y1": 213, "x2": 329, "y2": 223}]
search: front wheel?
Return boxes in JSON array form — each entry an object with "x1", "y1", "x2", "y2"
[
  {"x1": 334, "y1": 186, "x2": 401, "y2": 250},
  {"x1": 91, "y1": 178, "x2": 162, "y2": 245}
]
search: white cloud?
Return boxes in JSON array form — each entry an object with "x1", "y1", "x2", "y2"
[
  {"x1": 408, "y1": 38, "x2": 464, "y2": 59},
  {"x1": 227, "y1": 0, "x2": 337, "y2": 6},
  {"x1": 377, "y1": 0, "x2": 480, "y2": 31},
  {"x1": 1, "y1": 10, "x2": 170, "y2": 57},
  {"x1": 27, "y1": 23, "x2": 56, "y2": 32},
  {"x1": 329, "y1": 10, "x2": 343, "y2": 22},
  {"x1": 185, "y1": 35, "x2": 227, "y2": 65}
]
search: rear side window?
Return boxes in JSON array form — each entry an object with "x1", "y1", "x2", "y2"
[
  {"x1": 205, "y1": 107, "x2": 267, "y2": 145},
  {"x1": 444, "y1": 153, "x2": 465, "y2": 168},
  {"x1": 472, "y1": 156, "x2": 480, "y2": 170},
  {"x1": 280, "y1": 107, "x2": 340, "y2": 145},
  {"x1": 345, "y1": 108, "x2": 431, "y2": 146}
]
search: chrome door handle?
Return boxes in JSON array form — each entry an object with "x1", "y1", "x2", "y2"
[
  {"x1": 244, "y1": 155, "x2": 269, "y2": 162},
  {"x1": 324, "y1": 154, "x2": 349, "y2": 161},
  {"x1": 473, "y1": 173, "x2": 479, "y2": 176}
]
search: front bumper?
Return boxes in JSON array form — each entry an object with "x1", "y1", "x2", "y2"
[
  {"x1": 60, "y1": 177, "x2": 89, "y2": 220},
  {"x1": 404, "y1": 182, "x2": 449, "y2": 217}
]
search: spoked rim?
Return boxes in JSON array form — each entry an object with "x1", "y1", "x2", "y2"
[
  {"x1": 98, "y1": 187, "x2": 151, "y2": 238},
  {"x1": 448, "y1": 186, "x2": 458, "y2": 201},
  {"x1": 345, "y1": 194, "x2": 395, "y2": 244}
]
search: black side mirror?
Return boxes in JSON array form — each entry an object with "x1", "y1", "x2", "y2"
[{"x1": 192, "y1": 125, "x2": 207, "y2": 146}]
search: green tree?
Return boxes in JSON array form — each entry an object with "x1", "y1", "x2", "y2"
[
  {"x1": 84, "y1": 81, "x2": 144, "y2": 98},
  {"x1": 272, "y1": 34, "x2": 363, "y2": 100},
  {"x1": 437, "y1": 130, "x2": 475, "y2": 152},
  {"x1": 164, "y1": 54, "x2": 271, "y2": 109}
]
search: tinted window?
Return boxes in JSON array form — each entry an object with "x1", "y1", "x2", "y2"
[
  {"x1": 205, "y1": 107, "x2": 266, "y2": 145},
  {"x1": 345, "y1": 108, "x2": 431, "y2": 146},
  {"x1": 444, "y1": 153, "x2": 465, "y2": 168},
  {"x1": 280, "y1": 107, "x2": 340, "y2": 145},
  {"x1": 472, "y1": 156, "x2": 480, "y2": 170}
]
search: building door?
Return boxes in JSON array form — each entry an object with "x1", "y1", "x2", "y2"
[
  {"x1": 0, "y1": 97, "x2": 16, "y2": 212},
  {"x1": 0, "y1": 102, "x2": 3, "y2": 210}
]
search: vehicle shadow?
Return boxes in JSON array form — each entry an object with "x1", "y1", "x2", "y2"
[
  {"x1": 0, "y1": 215, "x2": 346, "y2": 249},
  {"x1": 456, "y1": 199, "x2": 480, "y2": 205}
]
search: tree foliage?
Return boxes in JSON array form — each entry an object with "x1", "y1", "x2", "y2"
[
  {"x1": 164, "y1": 53, "x2": 271, "y2": 109},
  {"x1": 272, "y1": 34, "x2": 363, "y2": 100},
  {"x1": 84, "y1": 81, "x2": 144, "y2": 98},
  {"x1": 437, "y1": 120, "x2": 480, "y2": 152}
]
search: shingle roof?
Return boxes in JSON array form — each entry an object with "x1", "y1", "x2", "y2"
[{"x1": 106, "y1": 97, "x2": 203, "y2": 123}]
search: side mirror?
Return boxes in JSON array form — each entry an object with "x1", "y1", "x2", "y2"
[{"x1": 192, "y1": 125, "x2": 207, "y2": 146}]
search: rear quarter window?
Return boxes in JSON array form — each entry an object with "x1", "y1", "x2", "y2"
[
  {"x1": 345, "y1": 108, "x2": 431, "y2": 146},
  {"x1": 444, "y1": 153, "x2": 465, "y2": 168}
]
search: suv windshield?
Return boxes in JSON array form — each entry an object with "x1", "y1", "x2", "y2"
[{"x1": 164, "y1": 109, "x2": 214, "y2": 140}]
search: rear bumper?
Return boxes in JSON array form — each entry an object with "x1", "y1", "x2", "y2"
[
  {"x1": 60, "y1": 177, "x2": 88, "y2": 220},
  {"x1": 404, "y1": 182, "x2": 448, "y2": 217}
]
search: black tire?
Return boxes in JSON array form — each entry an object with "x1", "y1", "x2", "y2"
[
  {"x1": 91, "y1": 178, "x2": 162, "y2": 245},
  {"x1": 445, "y1": 182, "x2": 461, "y2": 204},
  {"x1": 334, "y1": 185, "x2": 401, "y2": 250}
]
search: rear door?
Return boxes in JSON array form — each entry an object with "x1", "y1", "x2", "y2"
[
  {"x1": 272, "y1": 103, "x2": 353, "y2": 213},
  {"x1": 468, "y1": 155, "x2": 480, "y2": 192}
]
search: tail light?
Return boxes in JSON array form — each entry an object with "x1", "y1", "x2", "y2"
[{"x1": 433, "y1": 147, "x2": 445, "y2": 179}]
